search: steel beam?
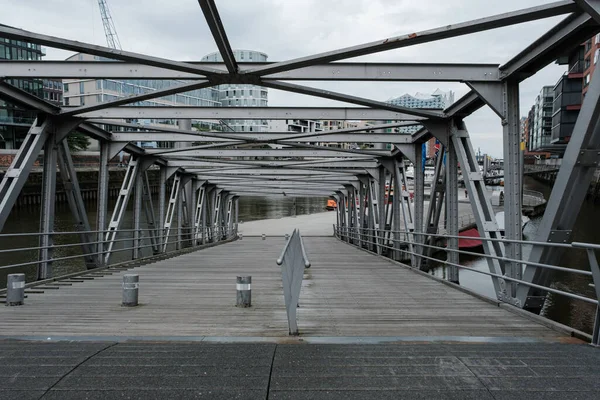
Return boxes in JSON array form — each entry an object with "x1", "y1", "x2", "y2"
[
  {"x1": 162, "y1": 173, "x2": 181, "y2": 252},
  {"x1": 502, "y1": 81, "x2": 523, "y2": 299},
  {"x1": 75, "y1": 106, "x2": 429, "y2": 121},
  {"x1": 0, "y1": 24, "x2": 224, "y2": 77},
  {"x1": 61, "y1": 80, "x2": 213, "y2": 117},
  {"x1": 198, "y1": 0, "x2": 238, "y2": 73},
  {"x1": 37, "y1": 131, "x2": 58, "y2": 280},
  {"x1": 451, "y1": 121, "x2": 507, "y2": 298},
  {"x1": 149, "y1": 148, "x2": 384, "y2": 158},
  {"x1": 57, "y1": 139, "x2": 97, "y2": 268},
  {"x1": 446, "y1": 137, "x2": 459, "y2": 284},
  {"x1": 110, "y1": 132, "x2": 414, "y2": 144},
  {"x1": 96, "y1": 141, "x2": 110, "y2": 265},
  {"x1": 245, "y1": 1, "x2": 577, "y2": 76},
  {"x1": 519, "y1": 56, "x2": 600, "y2": 310},
  {"x1": 413, "y1": 143, "x2": 425, "y2": 269},
  {"x1": 262, "y1": 81, "x2": 443, "y2": 119},
  {"x1": 133, "y1": 171, "x2": 143, "y2": 260},
  {"x1": 142, "y1": 171, "x2": 160, "y2": 255},
  {"x1": 0, "y1": 61, "x2": 501, "y2": 82},
  {"x1": 104, "y1": 156, "x2": 140, "y2": 264},
  {"x1": 574, "y1": 0, "x2": 600, "y2": 22},
  {"x1": 500, "y1": 12, "x2": 596, "y2": 80},
  {"x1": 0, "y1": 118, "x2": 48, "y2": 232}
]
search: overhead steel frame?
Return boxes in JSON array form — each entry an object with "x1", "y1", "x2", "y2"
[{"x1": 0, "y1": 0, "x2": 597, "y2": 310}]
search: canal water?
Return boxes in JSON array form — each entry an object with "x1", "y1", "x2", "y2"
[
  {"x1": 0, "y1": 196, "x2": 327, "y2": 287},
  {"x1": 431, "y1": 176, "x2": 600, "y2": 335}
]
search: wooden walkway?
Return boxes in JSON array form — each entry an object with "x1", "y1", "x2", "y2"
[{"x1": 0, "y1": 237, "x2": 564, "y2": 339}]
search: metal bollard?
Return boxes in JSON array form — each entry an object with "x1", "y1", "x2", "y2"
[
  {"x1": 236, "y1": 276, "x2": 251, "y2": 307},
  {"x1": 262, "y1": 234, "x2": 266, "y2": 240},
  {"x1": 238, "y1": 233, "x2": 243, "y2": 240},
  {"x1": 122, "y1": 274, "x2": 139, "y2": 307},
  {"x1": 6, "y1": 274, "x2": 25, "y2": 306}
]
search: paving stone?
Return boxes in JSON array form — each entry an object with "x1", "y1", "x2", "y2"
[
  {"x1": 268, "y1": 390, "x2": 495, "y2": 400},
  {"x1": 42, "y1": 389, "x2": 267, "y2": 400},
  {"x1": 0, "y1": 391, "x2": 47, "y2": 400}
]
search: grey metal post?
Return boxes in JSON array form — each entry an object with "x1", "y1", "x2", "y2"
[
  {"x1": 414, "y1": 143, "x2": 425, "y2": 269},
  {"x1": 57, "y1": 139, "x2": 97, "y2": 268},
  {"x1": 142, "y1": 171, "x2": 160, "y2": 254},
  {"x1": 358, "y1": 181, "x2": 366, "y2": 247},
  {"x1": 446, "y1": 137, "x2": 460, "y2": 283},
  {"x1": 236, "y1": 276, "x2": 251, "y2": 307},
  {"x1": 122, "y1": 274, "x2": 139, "y2": 307},
  {"x1": 38, "y1": 131, "x2": 58, "y2": 280},
  {"x1": 133, "y1": 171, "x2": 143, "y2": 260},
  {"x1": 377, "y1": 166, "x2": 386, "y2": 254},
  {"x1": 176, "y1": 182, "x2": 183, "y2": 250},
  {"x1": 234, "y1": 196, "x2": 239, "y2": 235},
  {"x1": 502, "y1": 80, "x2": 522, "y2": 298},
  {"x1": 6, "y1": 274, "x2": 25, "y2": 306},
  {"x1": 96, "y1": 140, "x2": 110, "y2": 265},
  {"x1": 158, "y1": 165, "x2": 167, "y2": 248},
  {"x1": 162, "y1": 173, "x2": 181, "y2": 252}
]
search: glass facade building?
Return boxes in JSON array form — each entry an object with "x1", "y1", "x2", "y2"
[
  {"x1": 0, "y1": 39, "x2": 44, "y2": 149},
  {"x1": 202, "y1": 50, "x2": 269, "y2": 132},
  {"x1": 385, "y1": 89, "x2": 455, "y2": 135}
]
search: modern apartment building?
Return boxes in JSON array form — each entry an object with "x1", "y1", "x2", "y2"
[
  {"x1": 202, "y1": 50, "x2": 269, "y2": 132},
  {"x1": 0, "y1": 39, "x2": 44, "y2": 149},
  {"x1": 528, "y1": 86, "x2": 555, "y2": 152},
  {"x1": 385, "y1": 89, "x2": 455, "y2": 158},
  {"x1": 62, "y1": 53, "x2": 223, "y2": 149}
]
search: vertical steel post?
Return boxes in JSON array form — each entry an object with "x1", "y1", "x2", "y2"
[
  {"x1": 158, "y1": 165, "x2": 167, "y2": 248},
  {"x1": 38, "y1": 131, "x2": 58, "y2": 280},
  {"x1": 133, "y1": 171, "x2": 143, "y2": 260},
  {"x1": 57, "y1": 139, "x2": 97, "y2": 268},
  {"x1": 503, "y1": 80, "x2": 522, "y2": 298},
  {"x1": 176, "y1": 182, "x2": 184, "y2": 250},
  {"x1": 142, "y1": 171, "x2": 160, "y2": 254},
  {"x1": 378, "y1": 166, "x2": 386, "y2": 253},
  {"x1": 446, "y1": 137, "x2": 460, "y2": 283},
  {"x1": 96, "y1": 141, "x2": 110, "y2": 265},
  {"x1": 414, "y1": 143, "x2": 425, "y2": 269},
  {"x1": 193, "y1": 183, "x2": 206, "y2": 245}
]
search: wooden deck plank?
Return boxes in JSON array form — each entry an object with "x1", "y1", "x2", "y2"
[{"x1": 0, "y1": 237, "x2": 562, "y2": 338}]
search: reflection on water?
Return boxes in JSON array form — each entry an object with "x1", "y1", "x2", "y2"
[
  {"x1": 430, "y1": 177, "x2": 600, "y2": 334},
  {"x1": 0, "y1": 196, "x2": 327, "y2": 287}
]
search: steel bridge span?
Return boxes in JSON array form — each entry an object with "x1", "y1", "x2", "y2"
[{"x1": 1, "y1": 0, "x2": 600, "y2": 397}]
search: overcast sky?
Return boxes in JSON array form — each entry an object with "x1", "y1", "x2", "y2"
[{"x1": 2, "y1": 0, "x2": 573, "y2": 157}]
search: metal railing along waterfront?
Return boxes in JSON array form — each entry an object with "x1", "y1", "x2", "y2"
[
  {"x1": 0, "y1": 226, "x2": 238, "y2": 285},
  {"x1": 334, "y1": 225, "x2": 600, "y2": 345}
]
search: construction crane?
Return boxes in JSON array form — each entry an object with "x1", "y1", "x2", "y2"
[{"x1": 97, "y1": 0, "x2": 122, "y2": 50}]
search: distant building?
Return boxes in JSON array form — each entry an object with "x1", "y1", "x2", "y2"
[
  {"x1": 43, "y1": 79, "x2": 63, "y2": 105},
  {"x1": 269, "y1": 119, "x2": 323, "y2": 134},
  {"x1": 202, "y1": 50, "x2": 269, "y2": 132},
  {"x1": 528, "y1": 86, "x2": 555, "y2": 152},
  {"x1": 63, "y1": 53, "x2": 222, "y2": 150},
  {"x1": 0, "y1": 39, "x2": 45, "y2": 149},
  {"x1": 385, "y1": 89, "x2": 454, "y2": 158}
]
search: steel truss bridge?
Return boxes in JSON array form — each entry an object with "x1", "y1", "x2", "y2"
[{"x1": 1, "y1": 0, "x2": 600, "y2": 338}]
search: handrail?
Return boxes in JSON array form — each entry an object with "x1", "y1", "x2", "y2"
[{"x1": 333, "y1": 225, "x2": 600, "y2": 309}]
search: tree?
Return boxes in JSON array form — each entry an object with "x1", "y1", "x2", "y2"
[{"x1": 67, "y1": 130, "x2": 91, "y2": 152}]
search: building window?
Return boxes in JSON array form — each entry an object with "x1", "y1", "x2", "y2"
[
  {"x1": 63, "y1": 83, "x2": 69, "y2": 92},
  {"x1": 595, "y1": 49, "x2": 600, "y2": 65},
  {"x1": 65, "y1": 97, "x2": 69, "y2": 106}
]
